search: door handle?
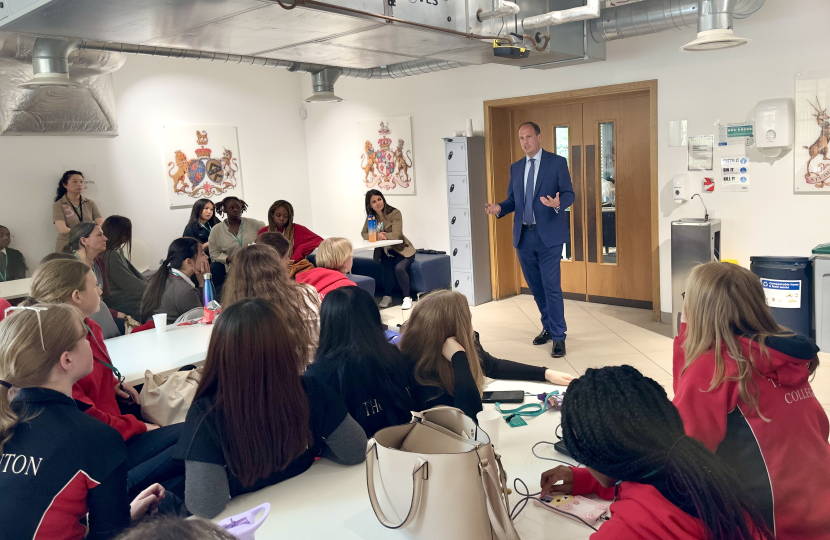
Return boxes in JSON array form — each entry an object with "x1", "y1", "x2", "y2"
[
  {"x1": 453, "y1": 249, "x2": 458, "y2": 256},
  {"x1": 571, "y1": 145, "x2": 584, "y2": 262},
  {"x1": 450, "y1": 184, "x2": 455, "y2": 192},
  {"x1": 448, "y1": 151, "x2": 454, "y2": 160},
  {"x1": 454, "y1": 280, "x2": 460, "y2": 287},
  {"x1": 585, "y1": 144, "x2": 598, "y2": 264},
  {"x1": 451, "y1": 216, "x2": 456, "y2": 224}
]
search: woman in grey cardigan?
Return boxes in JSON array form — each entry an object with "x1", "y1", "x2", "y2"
[
  {"x1": 207, "y1": 197, "x2": 265, "y2": 293},
  {"x1": 140, "y1": 237, "x2": 208, "y2": 325},
  {"x1": 101, "y1": 215, "x2": 148, "y2": 321}
]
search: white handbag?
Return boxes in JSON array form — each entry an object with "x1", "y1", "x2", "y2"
[
  {"x1": 139, "y1": 367, "x2": 202, "y2": 426},
  {"x1": 366, "y1": 406, "x2": 520, "y2": 540}
]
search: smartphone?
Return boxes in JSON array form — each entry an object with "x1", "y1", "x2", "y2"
[
  {"x1": 481, "y1": 390, "x2": 524, "y2": 403},
  {"x1": 553, "y1": 439, "x2": 572, "y2": 458}
]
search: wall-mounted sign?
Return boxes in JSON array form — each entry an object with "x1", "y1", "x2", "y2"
[
  {"x1": 722, "y1": 155, "x2": 750, "y2": 192},
  {"x1": 761, "y1": 278, "x2": 801, "y2": 309},
  {"x1": 718, "y1": 122, "x2": 754, "y2": 146},
  {"x1": 688, "y1": 135, "x2": 714, "y2": 171}
]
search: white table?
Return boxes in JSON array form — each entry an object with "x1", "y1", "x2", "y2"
[
  {"x1": 105, "y1": 323, "x2": 214, "y2": 386},
  {"x1": 0, "y1": 277, "x2": 32, "y2": 300},
  {"x1": 214, "y1": 380, "x2": 593, "y2": 540},
  {"x1": 351, "y1": 239, "x2": 402, "y2": 253}
]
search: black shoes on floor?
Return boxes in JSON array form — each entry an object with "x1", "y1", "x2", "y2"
[
  {"x1": 551, "y1": 340, "x2": 566, "y2": 358},
  {"x1": 533, "y1": 329, "x2": 551, "y2": 345}
]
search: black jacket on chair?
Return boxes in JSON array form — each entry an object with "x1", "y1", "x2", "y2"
[{"x1": 2, "y1": 247, "x2": 27, "y2": 281}]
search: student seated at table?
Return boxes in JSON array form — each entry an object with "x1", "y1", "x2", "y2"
[
  {"x1": 100, "y1": 216, "x2": 148, "y2": 321},
  {"x1": 175, "y1": 298, "x2": 367, "y2": 518},
  {"x1": 140, "y1": 238, "x2": 208, "y2": 325},
  {"x1": 0, "y1": 303, "x2": 167, "y2": 540},
  {"x1": 258, "y1": 199, "x2": 323, "y2": 262},
  {"x1": 399, "y1": 290, "x2": 574, "y2": 420},
  {"x1": 255, "y1": 231, "x2": 312, "y2": 279},
  {"x1": 207, "y1": 197, "x2": 265, "y2": 293},
  {"x1": 66, "y1": 223, "x2": 124, "y2": 338},
  {"x1": 296, "y1": 237, "x2": 356, "y2": 300},
  {"x1": 23, "y1": 259, "x2": 185, "y2": 502},
  {"x1": 674, "y1": 262, "x2": 830, "y2": 539},
  {"x1": 305, "y1": 287, "x2": 416, "y2": 436},
  {"x1": 539, "y1": 365, "x2": 772, "y2": 540},
  {"x1": 182, "y1": 198, "x2": 219, "y2": 256},
  {"x1": 222, "y1": 244, "x2": 320, "y2": 336},
  {"x1": 0, "y1": 224, "x2": 27, "y2": 282}
]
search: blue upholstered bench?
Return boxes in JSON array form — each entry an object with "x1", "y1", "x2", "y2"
[
  {"x1": 349, "y1": 251, "x2": 451, "y2": 297},
  {"x1": 305, "y1": 253, "x2": 376, "y2": 297}
]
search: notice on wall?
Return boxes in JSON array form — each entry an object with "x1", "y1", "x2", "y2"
[
  {"x1": 718, "y1": 122, "x2": 754, "y2": 147},
  {"x1": 688, "y1": 135, "x2": 714, "y2": 171},
  {"x1": 721, "y1": 155, "x2": 750, "y2": 192},
  {"x1": 760, "y1": 279, "x2": 802, "y2": 309}
]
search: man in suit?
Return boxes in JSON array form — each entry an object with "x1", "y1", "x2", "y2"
[
  {"x1": 485, "y1": 122, "x2": 575, "y2": 357},
  {"x1": 0, "y1": 225, "x2": 27, "y2": 282}
]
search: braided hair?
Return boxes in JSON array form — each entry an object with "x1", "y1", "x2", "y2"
[
  {"x1": 214, "y1": 196, "x2": 248, "y2": 217},
  {"x1": 561, "y1": 366, "x2": 773, "y2": 540}
]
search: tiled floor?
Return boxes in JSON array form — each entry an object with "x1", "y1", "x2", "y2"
[{"x1": 381, "y1": 295, "x2": 830, "y2": 406}]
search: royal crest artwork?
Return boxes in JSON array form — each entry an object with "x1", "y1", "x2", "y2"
[
  {"x1": 358, "y1": 117, "x2": 416, "y2": 195},
  {"x1": 795, "y1": 71, "x2": 830, "y2": 193},
  {"x1": 163, "y1": 125, "x2": 244, "y2": 208}
]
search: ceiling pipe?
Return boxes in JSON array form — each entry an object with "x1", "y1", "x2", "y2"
[
  {"x1": 521, "y1": 0, "x2": 601, "y2": 31},
  {"x1": 478, "y1": 0, "x2": 520, "y2": 22},
  {"x1": 681, "y1": 0, "x2": 749, "y2": 51},
  {"x1": 304, "y1": 67, "x2": 343, "y2": 102},
  {"x1": 19, "y1": 37, "x2": 84, "y2": 88}
]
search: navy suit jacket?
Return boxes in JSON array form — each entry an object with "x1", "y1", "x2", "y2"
[{"x1": 497, "y1": 149, "x2": 575, "y2": 248}]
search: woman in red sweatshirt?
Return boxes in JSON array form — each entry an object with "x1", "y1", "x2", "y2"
[
  {"x1": 296, "y1": 237, "x2": 357, "y2": 300},
  {"x1": 540, "y1": 365, "x2": 772, "y2": 540},
  {"x1": 258, "y1": 200, "x2": 323, "y2": 262},
  {"x1": 674, "y1": 262, "x2": 830, "y2": 540},
  {"x1": 23, "y1": 258, "x2": 184, "y2": 503}
]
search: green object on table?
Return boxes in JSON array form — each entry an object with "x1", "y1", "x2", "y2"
[{"x1": 504, "y1": 414, "x2": 528, "y2": 427}]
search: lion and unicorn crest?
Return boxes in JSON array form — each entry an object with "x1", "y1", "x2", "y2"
[
  {"x1": 168, "y1": 130, "x2": 239, "y2": 198},
  {"x1": 361, "y1": 121, "x2": 413, "y2": 190}
]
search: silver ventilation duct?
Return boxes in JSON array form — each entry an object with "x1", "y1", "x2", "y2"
[
  {"x1": 0, "y1": 32, "x2": 123, "y2": 135},
  {"x1": 304, "y1": 67, "x2": 343, "y2": 102},
  {"x1": 590, "y1": 0, "x2": 764, "y2": 43},
  {"x1": 681, "y1": 0, "x2": 749, "y2": 51},
  {"x1": 340, "y1": 58, "x2": 467, "y2": 80}
]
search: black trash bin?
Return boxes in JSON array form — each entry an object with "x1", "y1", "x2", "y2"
[{"x1": 750, "y1": 256, "x2": 813, "y2": 338}]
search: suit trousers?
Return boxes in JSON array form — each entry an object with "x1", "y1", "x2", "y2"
[{"x1": 516, "y1": 228, "x2": 567, "y2": 341}]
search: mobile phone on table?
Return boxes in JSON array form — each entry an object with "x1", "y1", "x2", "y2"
[{"x1": 481, "y1": 390, "x2": 524, "y2": 403}]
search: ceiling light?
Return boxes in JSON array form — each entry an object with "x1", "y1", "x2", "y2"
[{"x1": 681, "y1": 29, "x2": 750, "y2": 52}]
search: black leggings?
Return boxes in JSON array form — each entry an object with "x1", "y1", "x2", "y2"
[{"x1": 380, "y1": 251, "x2": 415, "y2": 298}]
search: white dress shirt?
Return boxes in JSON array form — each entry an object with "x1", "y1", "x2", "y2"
[{"x1": 170, "y1": 267, "x2": 195, "y2": 288}]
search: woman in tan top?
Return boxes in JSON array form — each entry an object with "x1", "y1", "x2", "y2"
[
  {"x1": 52, "y1": 170, "x2": 103, "y2": 253},
  {"x1": 361, "y1": 189, "x2": 416, "y2": 310}
]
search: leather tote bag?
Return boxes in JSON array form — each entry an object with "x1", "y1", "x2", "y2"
[
  {"x1": 366, "y1": 406, "x2": 520, "y2": 540},
  {"x1": 139, "y1": 367, "x2": 202, "y2": 426}
]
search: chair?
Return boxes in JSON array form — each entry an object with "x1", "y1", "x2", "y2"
[
  {"x1": 129, "y1": 238, "x2": 153, "y2": 273},
  {"x1": 175, "y1": 307, "x2": 204, "y2": 324}
]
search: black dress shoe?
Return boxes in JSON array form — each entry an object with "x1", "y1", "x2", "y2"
[
  {"x1": 533, "y1": 329, "x2": 552, "y2": 346},
  {"x1": 551, "y1": 340, "x2": 566, "y2": 358}
]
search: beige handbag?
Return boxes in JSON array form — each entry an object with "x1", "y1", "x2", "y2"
[
  {"x1": 366, "y1": 406, "x2": 520, "y2": 540},
  {"x1": 139, "y1": 367, "x2": 202, "y2": 426}
]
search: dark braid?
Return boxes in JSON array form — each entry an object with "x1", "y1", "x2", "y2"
[
  {"x1": 214, "y1": 196, "x2": 248, "y2": 216},
  {"x1": 561, "y1": 366, "x2": 773, "y2": 540}
]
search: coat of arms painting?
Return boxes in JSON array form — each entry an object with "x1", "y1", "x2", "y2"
[
  {"x1": 795, "y1": 71, "x2": 830, "y2": 193},
  {"x1": 358, "y1": 116, "x2": 416, "y2": 195},
  {"x1": 163, "y1": 125, "x2": 245, "y2": 208}
]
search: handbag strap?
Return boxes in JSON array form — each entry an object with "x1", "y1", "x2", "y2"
[
  {"x1": 478, "y1": 456, "x2": 522, "y2": 540},
  {"x1": 365, "y1": 439, "x2": 429, "y2": 530}
]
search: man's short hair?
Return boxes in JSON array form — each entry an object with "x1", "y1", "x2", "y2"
[{"x1": 519, "y1": 121, "x2": 541, "y2": 136}]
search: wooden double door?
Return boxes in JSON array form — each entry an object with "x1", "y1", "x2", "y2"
[{"x1": 507, "y1": 93, "x2": 653, "y2": 308}]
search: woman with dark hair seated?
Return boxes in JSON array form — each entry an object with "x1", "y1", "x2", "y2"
[
  {"x1": 539, "y1": 365, "x2": 772, "y2": 540},
  {"x1": 207, "y1": 197, "x2": 264, "y2": 293},
  {"x1": 100, "y1": 216, "x2": 147, "y2": 321},
  {"x1": 305, "y1": 287, "x2": 416, "y2": 436},
  {"x1": 0, "y1": 225, "x2": 27, "y2": 282},
  {"x1": 182, "y1": 199, "x2": 219, "y2": 256},
  {"x1": 140, "y1": 238, "x2": 208, "y2": 325},
  {"x1": 175, "y1": 298, "x2": 367, "y2": 518},
  {"x1": 258, "y1": 200, "x2": 322, "y2": 262},
  {"x1": 66, "y1": 222, "x2": 124, "y2": 338},
  {"x1": 255, "y1": 231, "x2": 312, "y2": 279}
]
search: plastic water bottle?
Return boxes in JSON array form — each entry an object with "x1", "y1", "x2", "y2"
[
  {"x1": 368, "y1": 215, "x2": 378, "y2": 242},
  {"x1": 203, "y1": 272, "x2": 215, "y2": 305}
]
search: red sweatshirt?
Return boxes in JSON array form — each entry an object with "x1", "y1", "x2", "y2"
[
  {"x1": 673, "y1": 324, "x2": 830, "y2": 540},
  {"x1": 295, "y1": 267, "x2": 355, "y2": 299},
  {"x1": 257, "y1": 223, "x2": 323, "y2": 262},
  {"x1": 568, "y1": 467, "x2": 761, "y2": 540},
  {"x1": 72, "y1": 318, "x2": 147, "y2": 441}
]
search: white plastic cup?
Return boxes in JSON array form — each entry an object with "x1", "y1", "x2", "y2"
[
  {"x1": 465, "y1": 118, "x2": 474, "y2": 137},
  {"x1": 153, "y1": 313, "x2": 168, "y2": 333},
  {"x1": 477, "y1": 410, "x2": 502, "y2": 448}
]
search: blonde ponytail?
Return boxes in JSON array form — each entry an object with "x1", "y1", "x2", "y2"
[
  {"x1": 0, "y1": 304, "x2": 87, "y2": 452},
  {"x1": 23, "y1": 259, "x2": 90, "y2": 306}
]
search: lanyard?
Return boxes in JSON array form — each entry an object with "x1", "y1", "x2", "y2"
[
  {"x1": 200, "y1": 221, "x2": 212, "y2": 232},
  {"x1": 67, "y1": 196, "x2": 84, "y2": 222},
  {"x1": 229, "y1": 221, "x2": 243, "y2": 246},
  {"x1": 494, "y1": 390, "x2": 561, "y2": 418},
  {"x1": 84, "y1": 322, "x2": 124, "y2": 383}
]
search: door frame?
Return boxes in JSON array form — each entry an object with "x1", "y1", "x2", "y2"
[{"x1": 483, "y1": 80, "x2": 660, "y2": 322}]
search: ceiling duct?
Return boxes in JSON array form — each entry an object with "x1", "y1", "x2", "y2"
[
  {"x1": 681, "y1": 0, "x2": 748, "y2": 51},
  {"x1": 0, "y1": 32, "x2": 124, "y2": 135},
  {"x1": 521, "y1": 0, "x2": 601, "y2": 31},
  {"x1": 20, "y1": 37, "x2": 83, "y2": 89},
  {"x1": 590, "y1": 0, "x2": 763, "y2": 43},
  {"x1": 303, "y1": 67, "x2": 343, "y2": 102}
]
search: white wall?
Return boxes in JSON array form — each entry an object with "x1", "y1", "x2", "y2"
[
  {"x1": 1, "y1": 54, "x2": 310, "y2": 269},
  {"x1": 302, "y1": 0, "x2": 830, "y2": 312}
]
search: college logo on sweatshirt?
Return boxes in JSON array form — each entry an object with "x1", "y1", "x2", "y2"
[
  {"x1": 0, "y1": 453, "x2": 43, "y2": 476},
  {"x1": 784, "y1": 386, "x2": 816, "y2": 404}
]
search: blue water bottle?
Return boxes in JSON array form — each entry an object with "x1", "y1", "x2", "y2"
[
  {"x1": 203, "y1": 272, "x2": 215, "y2": 305},
  {"x1": 368, "y1": 215, "x2": 377, "y2": 242}
]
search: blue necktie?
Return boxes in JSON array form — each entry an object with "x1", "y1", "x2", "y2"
[{"x1": 523, "y1": 158, "x2": 536, "y2": 225}]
